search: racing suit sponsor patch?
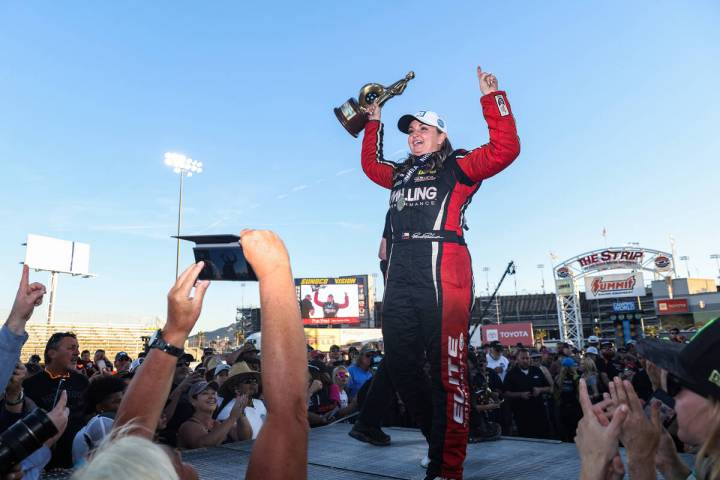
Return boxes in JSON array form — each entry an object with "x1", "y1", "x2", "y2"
[{"x1": 495, "y1": 94, "x2": 509, "y2": 117}]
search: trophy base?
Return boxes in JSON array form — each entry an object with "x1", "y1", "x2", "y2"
[{"x1": 334, "y1": 97, "x2": 368, "y2": 138}]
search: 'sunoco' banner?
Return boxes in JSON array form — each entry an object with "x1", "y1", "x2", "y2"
[{"x1": 584, "y1": 272, "x2": 646, "y2": 300}]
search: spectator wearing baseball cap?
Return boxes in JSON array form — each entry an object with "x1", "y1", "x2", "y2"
[
  {"x1": 177, "y1": 380, "x2": 252, "y2": 449},
  {"x1": 213, "y1": 363, "x2": 231, "y2": 387},
  {"x1": 486, "y1": 342, "x2": 510, "y2": 382},
  {"x1": 347, "y1": 344, "x2": 375, "y2": 400},
  {"x1": 636, "y1": 318, "x2": 720, "y2": 479},
  {"x1": 577, "y1": 318, "x2": 720, "y2": 480},
  {"x1": 114, "y1": 352, "x2": 131, "y2": 376}
]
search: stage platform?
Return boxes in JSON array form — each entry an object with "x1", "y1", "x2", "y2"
[
  {"x1": 182, "y1": 423, "x2": 593, "y2": 479},
  {"x1": 43, "y1": 423, "x2": 691, "y2": 479}
]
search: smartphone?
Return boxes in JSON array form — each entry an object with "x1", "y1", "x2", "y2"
[
  {"x1": 52, "y1": 379, "x2": 66, "y2": 408},
  {"x1": 193, "y1": 244, "x2": 257, "y2": 281}
]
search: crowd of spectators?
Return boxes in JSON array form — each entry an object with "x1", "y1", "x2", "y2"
[
  {"x1": 1, "y1": 230, "x2": 309, "y2": 479},
  {"x1": 1, "y1": 241, "x2": 718, "y2": 478}
]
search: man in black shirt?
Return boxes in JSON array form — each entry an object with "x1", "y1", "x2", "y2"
[
  {"x1": 596, "y1": 341, "x2": 620, "y2": 391},
  {"x1": 23, "y1": 331, "x2": 89, "y2": 469},
  {"x1": 503, "y1": 349, "x2": 551, "y2": 439}
]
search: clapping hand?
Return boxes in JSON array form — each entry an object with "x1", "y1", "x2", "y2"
[
  {"x1": 608, "y1": 377, "x2": 662, "y2": 462},
  {"x1": 575, "y1": 378, "x2": 628, "y2": 480}
]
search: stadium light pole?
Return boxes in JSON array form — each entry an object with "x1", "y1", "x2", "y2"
[
  {"x1": 679, "y1": 255, "x2": 691, "y2": 278},
  {"x1": 537, "y1": 264, "x2": 545, "y2": 293},
  {"x1": 711, "y1": 254, "x2": 720, "y2": 281},
  {"x1": 164, "y1": 153, "x2": 203, "y2": 278},
  {"x1": 482, "y1": 267, "x2": 490, "y2": 295}
]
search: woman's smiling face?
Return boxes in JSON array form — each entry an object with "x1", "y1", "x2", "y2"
[{"x1": 407, "y1": 120, "x2": 446, "y2": 156}]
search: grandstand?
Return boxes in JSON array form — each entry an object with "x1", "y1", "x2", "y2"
[{"x1": 20, "y1": 319, "x2": 160, "y2": 362}]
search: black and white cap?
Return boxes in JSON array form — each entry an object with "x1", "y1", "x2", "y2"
[{"x1": 398, "y1": 111, "x2": 447, "y2": 134}]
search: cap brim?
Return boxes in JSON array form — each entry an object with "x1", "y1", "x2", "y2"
[
  {"x1": 636, "y1": 338, "x2": 694, "y2": 384},
  {"x1": 397, "y1": 114, "x2": 417, "y2": 134}
]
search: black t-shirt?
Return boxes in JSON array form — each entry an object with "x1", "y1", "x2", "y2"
[
  {"x1": 503, "y1": 366, "x2": 549, "y2": 409},
  {"x1": 473, "y1": 367, "x2": 503, "y2": 394},
  {"x1": 596, "y1": 356, "x2": 620, "y2": 382},
  {"x1": 23, "y1": 370, "x2": 89, "y2": 469},
  {"x1": 300, "y1": 298, "x2": 314, "y2": 319}
]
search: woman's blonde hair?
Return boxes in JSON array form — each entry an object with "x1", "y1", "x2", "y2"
[
  {"x1": 696, "y1": 399, "x2": 720, "y2": 479},
  {"x1": 581, "y1": 356, "x2": 597, "y2": 375},
  {"x1": 72, "y1": 427, "x2": 179, "y2": 480}
]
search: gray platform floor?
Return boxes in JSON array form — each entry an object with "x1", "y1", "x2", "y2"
[{"x1": 182, "y1": 423, "x2": 589, "y2": 479}]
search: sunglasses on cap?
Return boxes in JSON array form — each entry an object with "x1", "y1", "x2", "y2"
[
  {"x1": 242, "y1": 378, "x2": 258, "y2": 385},
  {"x1": 176, "y1": 361, "x2": 190, "y2": 368}
]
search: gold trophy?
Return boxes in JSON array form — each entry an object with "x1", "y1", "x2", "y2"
[{"x1": 334, "y1": 71, "x2": 415, "y2": 137}]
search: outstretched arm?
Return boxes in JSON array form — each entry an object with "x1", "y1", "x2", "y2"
[
  {"x1": 337, "y1": 293, "x2": 349, "y2": 309},
  {"x1": 1, "y1": 266, "x2": 46, "y2": 392},
  {"x1": 242, "y1": 230, "x2": 308, "y2": 480},
  {"x1": 457, "y1": 66, "x2": 521, "y2": 183},
  {"x1": 114, "y1": 262, "x2": 210, "y2": 438},
  {"x1": 361, "y1": 102, "x2": 394, "y2": 189}
]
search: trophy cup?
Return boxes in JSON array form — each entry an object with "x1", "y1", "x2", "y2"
[{"x1": 334, "y1": 71, "x2": 415, "y2": 137}]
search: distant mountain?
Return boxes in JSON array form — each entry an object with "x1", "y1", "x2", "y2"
[{"x1": 188, "y1": 323, "x2": 238, "y2": 346}]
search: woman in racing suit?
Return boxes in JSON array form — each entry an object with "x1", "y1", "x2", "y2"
[{"x1": 360, "y1": 66, "x2": 520, "y2": 480}]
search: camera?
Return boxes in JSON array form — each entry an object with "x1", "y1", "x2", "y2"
[{"x1": 0, "y1": 408, "x2": 58, "y2": 474}]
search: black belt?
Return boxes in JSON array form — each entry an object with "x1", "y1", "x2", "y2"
[{"x1": 392, "y1": 231, "x2": 466, "y2": 245}]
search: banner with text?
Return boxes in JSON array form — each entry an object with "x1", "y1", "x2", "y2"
[
  {"x1": 482, "y1": 323, "x2": 534, "y2": 347},
  {"x1": 584, "y1": 272, "x2": 646, "y2": 300}
]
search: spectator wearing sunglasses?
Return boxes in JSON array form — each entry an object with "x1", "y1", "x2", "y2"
[
  {"x1": 347, "y1": 344, "x2": 376, "y2": 401},
  {"x1": 177, "y1": 380, "x2": 251, "y2": 449},
  {"x1": 327, "y1": 366, "x2": 357, "y2": 421},
  {"x1": 576, "y1": 318, "x2": 720, "y2": 480},
  {"x1": 216, "y1": 361, "x2": 266, "y2": 440}
]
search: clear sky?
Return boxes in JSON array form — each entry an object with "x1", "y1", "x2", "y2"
[{"x1": 1, "y1": 1, "x2": 719, "y2": 333}]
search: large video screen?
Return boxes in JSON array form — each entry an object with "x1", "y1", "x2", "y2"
[{"x1": 295, "y1": 276, "x2": 367, "y2": 326}]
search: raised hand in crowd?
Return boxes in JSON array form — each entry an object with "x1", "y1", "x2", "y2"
[
  {"x1": 240, "y1": 230, "x2": 308, "y2": 480},
  {"x1": 7, "y1": 265, "x2": 46, "y2": 334},
  {"x1": 576, "y1": 378, "x2": 629, "y2": 480},
  {"x1": 2, "y1": 266, "x2": 47, "y2": 393},
  {"x1": 3, "y1": 362, "x2": 28, "y2": 414},
  {"x1": 114, "y1": 262, "x2": 210, "y2": 437}
]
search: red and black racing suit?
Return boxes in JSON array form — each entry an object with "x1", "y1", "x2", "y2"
[{"x1": 361, "y1": 91, "x2": 520, "y2": 479}]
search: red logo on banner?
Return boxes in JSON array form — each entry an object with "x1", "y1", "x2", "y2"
[{"x1": 591, "y1": 275, "x2": 636, "y2": 296}]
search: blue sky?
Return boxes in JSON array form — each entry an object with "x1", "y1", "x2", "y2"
[{"x1": 1, "y1": 1, "x2": 719, "y2": 333}]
